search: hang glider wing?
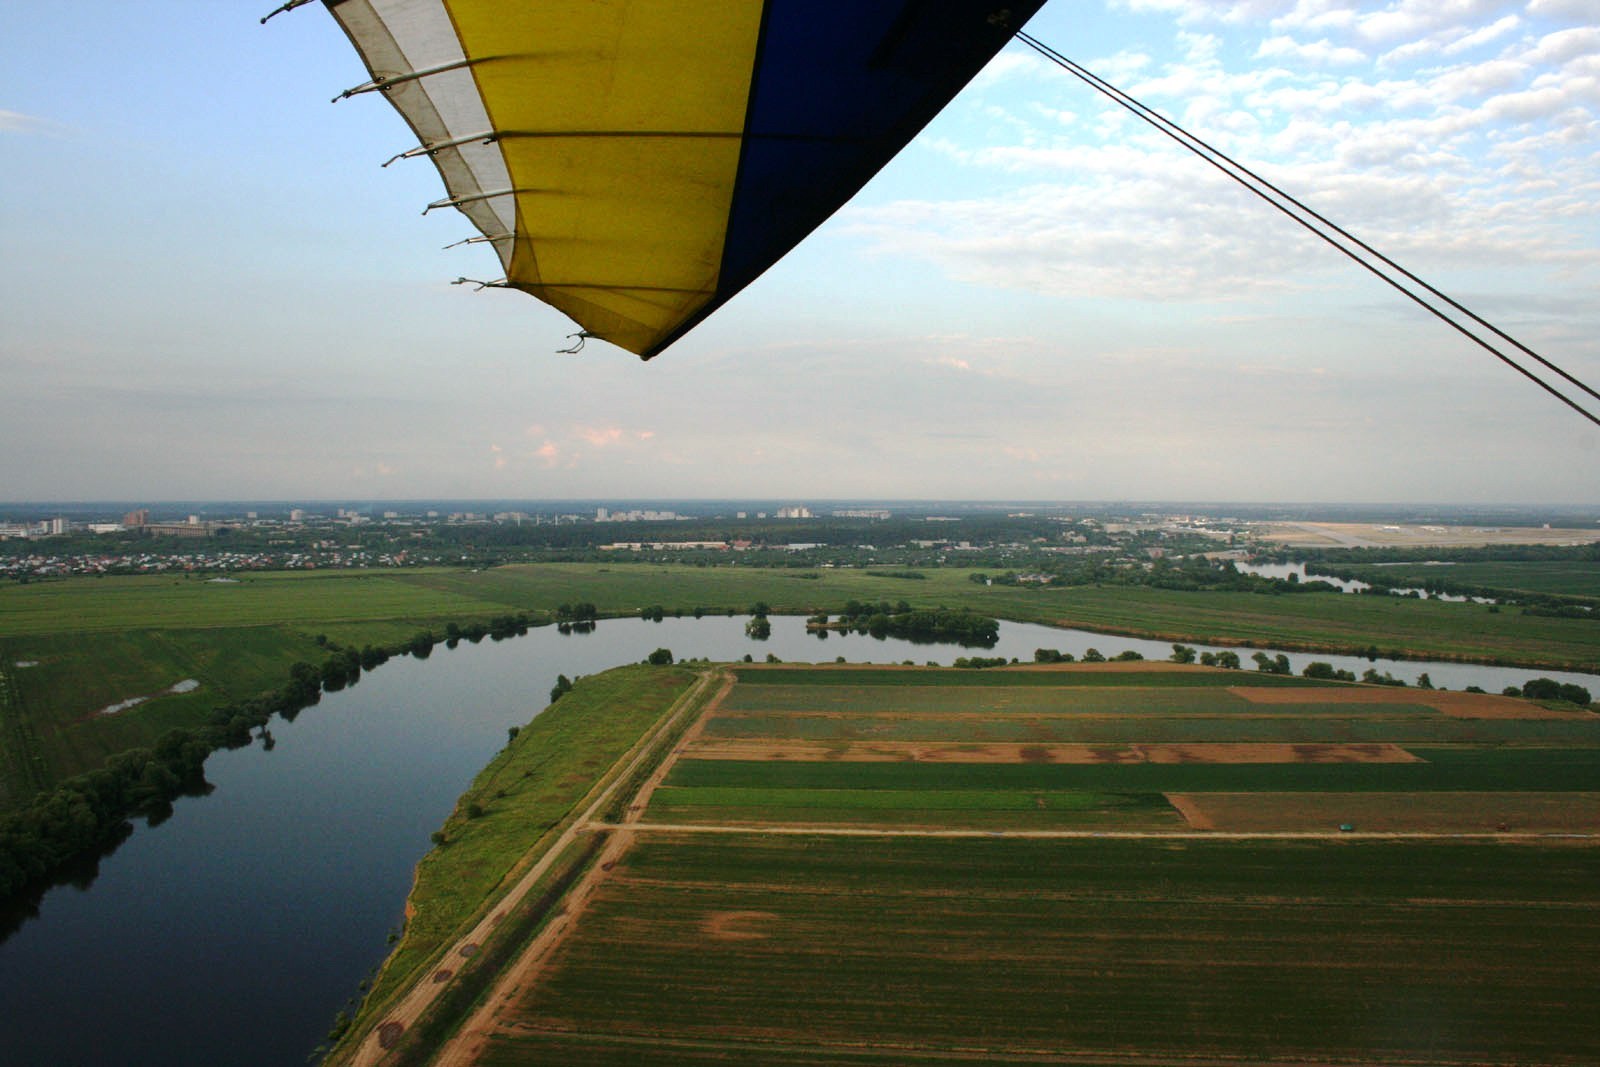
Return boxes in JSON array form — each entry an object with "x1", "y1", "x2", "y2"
[{"x1": 320, "y1": 0, "x2": 1046, "y2": 357}]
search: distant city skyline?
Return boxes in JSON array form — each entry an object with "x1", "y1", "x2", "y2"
[
  {"x1": 4, "y1": 3, "x2": 1597, "y2": 504},
  {"x1": 4, "y1": 498, "x2": 1594, "y2": 524}
]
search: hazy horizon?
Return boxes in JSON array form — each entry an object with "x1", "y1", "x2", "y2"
[{"x1": 3, "y1": 497, "x2": 1596, "y2": 520}]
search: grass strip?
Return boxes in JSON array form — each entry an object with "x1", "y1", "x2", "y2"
[
  {"x1": 343, "y1": 665, "x2": 694, "y2": 1031},
  {"x1": 664, "y1": 747, "x2": 1600, "y2": 793}
]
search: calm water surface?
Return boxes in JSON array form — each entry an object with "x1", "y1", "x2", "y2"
[{"x1": 1, "y1": 615, "x2": 1594, "y2": 1065}]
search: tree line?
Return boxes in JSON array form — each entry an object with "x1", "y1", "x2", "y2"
[{"x1": 0, "y1": 611, "x2": 539, "y2": 908}]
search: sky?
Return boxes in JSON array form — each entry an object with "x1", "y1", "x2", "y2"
[{"x1": 3, "y1": 1, "x2": 1598, "y2": 505}]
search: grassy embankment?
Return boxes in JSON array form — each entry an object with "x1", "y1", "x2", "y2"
[
  {"x1": 441, "y1": 663, "x2": 1600, "y2": 1066},
  {"x1": 1, "y1": 563, "x2": 1594, "y2": 804},
  {"x1": 325, "y1": 664, "x2": 706, "y2": 1063}
]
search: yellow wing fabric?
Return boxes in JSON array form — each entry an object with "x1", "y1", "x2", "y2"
[
  {"x1": 323, "y1": 0, "x2": 1045, "y2": 358},
  {"x1": 448, "y1": 3, "x2": 761, "y2": 355}
]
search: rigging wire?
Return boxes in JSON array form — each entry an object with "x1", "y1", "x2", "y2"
[{"x1": 1015, "y1": 31, "x2": 1600, "y2": 430}]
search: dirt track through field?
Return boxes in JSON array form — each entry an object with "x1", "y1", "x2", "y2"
[
  {"x1": 427, "y1": 672, "x2": 729, "y2": 1067},
  {"x1": 347, "y1": 669, "x2": 724, "y2": 1067}
]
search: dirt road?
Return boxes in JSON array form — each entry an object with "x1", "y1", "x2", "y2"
[{"x1": 346, "y1": 669, "x2": 722, "y2": 1067}]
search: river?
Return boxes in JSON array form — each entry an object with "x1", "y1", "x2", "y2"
[
  {"x1": 1, "y1": 615, "x2": 1594, "y2": 1065},
  {"x1": 1237, "y1": 561, "x2": 1493, "y2": 602}
]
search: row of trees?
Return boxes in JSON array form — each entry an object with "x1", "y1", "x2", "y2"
[
  {"x1": 1167, "y1": 645, "x2": 1241, "y2": 669},
  {"x1": 1035, "y1": 647, "x2": 1148, "y2": 663},
  {"x1": 815, "y1": 602, "x2": 1000, "y2": 647}
]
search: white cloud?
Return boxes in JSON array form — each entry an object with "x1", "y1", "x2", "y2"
[
  {"x1": 1257, "y1": 35, "x2": 1367, "y2": 66},
  {"x1": 870, "y1": 0, "x2": 1600, "y2": 310},
  {"x1": 1443, "y1": 14, "x2": 1522, "y2": 55},
  {"x1": 0, "y1": 109, "x2": 54, "y2": 134}
]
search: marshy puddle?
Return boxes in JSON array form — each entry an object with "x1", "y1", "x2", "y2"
[{"x1": 98, "y1": 679, "x2": 200, "y2": 716}]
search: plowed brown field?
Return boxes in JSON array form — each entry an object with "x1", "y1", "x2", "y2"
[{"x1": 682, "y1": 738, "x2": 1422, "y2": 764}]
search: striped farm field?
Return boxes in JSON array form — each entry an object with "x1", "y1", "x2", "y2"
[
  {"x1": 702, "y1": 709, "x2": 1600, "y2": 745},
  {"x1": 477, "y1": 833, "x2": 1600, "y2": 1066},
  {"x1": 404, "y1": 662, "x2": 1600, "y2": 1066},
  {"x1": 660, "y1": 665, "x2": 1600, "y2": 826}
]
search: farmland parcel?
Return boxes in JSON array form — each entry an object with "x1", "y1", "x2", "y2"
[{"x1": 345, "y1": 664, "x2": 1600, "y2": 1066}]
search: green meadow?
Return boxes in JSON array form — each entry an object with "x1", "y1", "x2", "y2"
[{"x1": 1, "y1": 563, "x2": 1595, "y2": 807}]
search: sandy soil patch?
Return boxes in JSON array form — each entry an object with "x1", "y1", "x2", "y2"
[
  {"x1": 1165, "y1": 794, "x2": 1215, "y2": 830},
  {"x1": 1231, "y1": 686, "x2": 1579, "y2": 719},
  {"x1": 680, "y1": 740, "x2": 1419, "y2": 764},
  {"x1": 701, "y1": 910, "x2": 779, "y2": 942},
  {"x1": 1175, "y1": 792, "x2": 1600, "y2": 833}
]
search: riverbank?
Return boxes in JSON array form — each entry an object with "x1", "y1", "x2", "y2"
[
  {"x1": 3, "y1": 564, "x2": 1594, "y2": 802},
  {"x1": 332, "y1": 664, "x2": 701, "y2": 1062}
]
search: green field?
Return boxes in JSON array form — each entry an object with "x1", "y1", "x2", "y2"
[
  {"x1": 730, "y1": 665, "x2": 1324, "y2": 689},
  {"x1": 660, "y1": 744, "x2": 1600, "y2": 796},
  {"x1": 5, "y1": 564, "x2": 1594, "y2": 659},
  {"x1": 1333, "y1": 560, "x2": 1600, "y2": 600},
  {"x1": 1, "y1": 563, "x2": 1594, "y2": 808},
  {"x1": 481, "y1": 833, "x2": 1600, "y2": 1066},
  {"x1": 723, "y1": 681, "x2": 1320, "y2": 715},
  {"x1": 646, "y1": 786, "x2": 1181, "y2": 830},
  {"x1": 1009, "y1": 584, "x2": 1600, "y2": 668},
  {"x1": 0, "y1": 571, "x2": 512, "y2": 635}
]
